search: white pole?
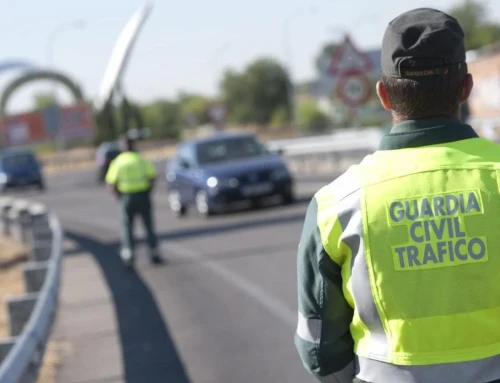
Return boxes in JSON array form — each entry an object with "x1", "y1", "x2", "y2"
[{"x1": 45, "y1": 20, "x2": 85, "y2": 154}]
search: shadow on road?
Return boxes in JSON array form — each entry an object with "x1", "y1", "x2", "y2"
[{"x1": 65, "y1": 230, "x2": 191, "y2": 383}]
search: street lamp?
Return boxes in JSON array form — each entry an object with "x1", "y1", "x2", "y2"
[
  {"x1": 45, "y1": 20, "x2": 86, "y2": 99},
  {"x1": 283, "y1": 4, "x2": 317, "y2": 130},
  {"x1": 211, "y1": 43, "x2": 231, "y2": 95}
]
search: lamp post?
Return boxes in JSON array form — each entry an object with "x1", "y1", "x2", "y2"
[
  {"x1": 45, "y1": 20, "x2": 85, "y2": 153},
  {"x1": 211, "y1": 43, "x2": 231, "y2": 95},
  {"x1": 283, "y1": 5, "x2": 317, "y2": 131}
]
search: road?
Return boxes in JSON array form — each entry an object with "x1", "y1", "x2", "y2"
[{"x1": 14, "y1": 162, "x2": 336, "y2": 383}]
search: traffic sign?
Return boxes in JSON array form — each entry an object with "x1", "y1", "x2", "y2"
[
  {"x1": 329, "y1": 35, "x2": 373, "y2": 76},
  {"x1": 209, "y1": 104, "x2": 227, "y2": 123},
  {"x1": 336, "y1": 70, "x2": 372, "y2": 107}
]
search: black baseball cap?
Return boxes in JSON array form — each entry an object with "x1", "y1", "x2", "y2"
[{"x1": 381, "y1": 8, "x2": 466, "y2": 79}]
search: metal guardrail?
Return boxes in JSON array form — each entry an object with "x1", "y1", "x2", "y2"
[
  {"x1": 266, "y1": 128, "x2": 384, "y2": 156},
  {"x1": 0, "y1": 199, "x2": 63, "y2": 383},
  {"x1": 266, "y1": 128, "x2": 385, "y2": 175}
]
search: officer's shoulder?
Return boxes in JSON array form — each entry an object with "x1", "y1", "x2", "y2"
[{"x1": 314, "y1": 165, "x2": 363, "y2": 206}]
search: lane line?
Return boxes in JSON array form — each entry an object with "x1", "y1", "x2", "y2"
[{"x1": 164, "y1": 242, "x2": 297, "y2": 327}]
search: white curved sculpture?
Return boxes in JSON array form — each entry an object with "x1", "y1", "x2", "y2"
[{"x1": 93, "y1": 3, "x2": 153, "y2": 111}]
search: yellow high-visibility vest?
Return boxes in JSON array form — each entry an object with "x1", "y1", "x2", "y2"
[{"x1": 105, "y1": 151, "x2": 156, "y2": 193}]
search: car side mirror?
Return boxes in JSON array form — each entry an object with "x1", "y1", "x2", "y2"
[
  {"x1": 179, "y1": 159, "x2": 190, "y2": 169},
  {"x1": 271, "y1": 148, "x2": 284, "y2": 156}
]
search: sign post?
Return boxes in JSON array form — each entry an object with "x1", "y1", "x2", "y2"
[
  {"x1": 209, "y1": 104, "x2": 227, "y2": 131},
  {"x1": 329, "y1": 34, "x2": 373, "y2": 125}
]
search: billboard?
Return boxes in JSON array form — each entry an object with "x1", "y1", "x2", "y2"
[{"x1": 2, "y1": 103, "x2": 94, "y2": 146}]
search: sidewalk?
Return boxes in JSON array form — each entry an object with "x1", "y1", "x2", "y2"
[{"x1": 52, "y1": 239, "x2": 124, "y2": 383}]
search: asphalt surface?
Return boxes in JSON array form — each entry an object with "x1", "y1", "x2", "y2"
[{"x1": 12, "y1": 161, "x2": 337, "y2": 383}]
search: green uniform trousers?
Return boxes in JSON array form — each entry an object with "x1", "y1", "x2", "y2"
[{"x1": 119, "y1": 190, "x2": 158, "y2": 253}]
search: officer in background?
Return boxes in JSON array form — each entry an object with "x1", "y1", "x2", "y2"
[
  {"x1": 295, "y1": 8, "x2": 500, "y2": 383},
  {"x1": 105, "y1": 135, "x2": 163, "y2": 267}
]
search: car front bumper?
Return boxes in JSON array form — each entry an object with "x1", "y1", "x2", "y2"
[{"x1": 207, "y1": 179, "x2": 294, "y2": 207}]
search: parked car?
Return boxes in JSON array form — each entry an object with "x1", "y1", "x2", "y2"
[
  {"x1": 95, "y1": 142, "x2": 121, "y2": 184},
  {"x1": 0, "y1": 149, "x2": 45, "y2": 192},
  {"x1": 165, "y1": 132, "x2": 295, "y2": 217}
]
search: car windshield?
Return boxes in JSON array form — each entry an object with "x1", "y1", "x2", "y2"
[
  {"x1": 105, "y1": 149, "x2": 121, "y2": 160},
  {"x1": 196, "y1": 136, "x2": 269, "y2": 165},
  {"x1": 1, "y1": 152, "x2": 36, "y2": 170}
]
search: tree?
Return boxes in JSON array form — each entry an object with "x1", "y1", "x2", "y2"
[
  {"x1": 33, "y1": 93, "x2": 56, "y2": 111},
  {"x1": 315, "y1": 43, "x2": 338, "y2": 74},
  {"x1": 221, "y1": 57, "x2": 290, "y2": 125},
  {"x1": 141, "y1": 100, "x2": 181, "y2": 139},
  {"x1": 297, "y1": 101, "x2": 331, "y2": 133},
  {"x1": 449, "y1": 0, "x2": 500, "y2": 50},
  {"x1": 270, "y1": 106, "x2": 289, "y2": 130},
  {"x1": 178, "y1": 94, "x2": 213, "y2": 126}
]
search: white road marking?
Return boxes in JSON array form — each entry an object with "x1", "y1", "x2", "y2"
[{"x1": 164, "y1": 242, "x2": 297, "y2": 327}]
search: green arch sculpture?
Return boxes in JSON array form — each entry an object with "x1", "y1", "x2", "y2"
[{"x1": 0, "y1": 69, "x2": 85, "y2": 123}]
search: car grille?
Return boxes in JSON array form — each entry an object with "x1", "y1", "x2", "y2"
[{"x1": 239, "y1": 170, "x2": 272, "y2": 185}]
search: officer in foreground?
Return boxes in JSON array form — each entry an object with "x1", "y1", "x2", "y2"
[
  {"x1": 105, "y1": 135, "x2": 163, "y2": 267},
  {"x1": 295, "y1": 8, "x2": 500, "y2": 383}
]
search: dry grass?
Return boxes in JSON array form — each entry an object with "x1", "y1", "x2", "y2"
[
  {"x1": 0, "y1": 237, "x2": 28, "y2": 338},
  {"x1": 36, "y1": 340, "x2": 72, "y2": 383},
  {"x1": 0, "y1": 236, "x2": 66, "y2": 383}
]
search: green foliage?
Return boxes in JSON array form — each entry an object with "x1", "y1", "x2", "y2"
[
  {"x1": 221, "y1": 57, "x2": 290, "y2": 125},
  {"x1": 33, "y1": 93, "x2": 56, "y2": 111},
  {"x1": 270, "y1": 106, "x2": 289, "y2": 130},
  {"x1": 297, "y1": 101, "x2": 331, "y2": 133},
  {"x1": 315, "y1": 43, "x2": 338, "y2": 73},
  {"x1": 449, "y1": 0, "x2": 500, "y2": 50},
  {"x1": 141, "y1": 100, "x2": 181, "y2": 139},
  {"x1": 179, "y1": 94, "x2": 213, "y2": 126}
]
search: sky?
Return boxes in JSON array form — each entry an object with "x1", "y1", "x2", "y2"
[{"x1": 2, "y1": 0, "x2": 500, "y2": 114}]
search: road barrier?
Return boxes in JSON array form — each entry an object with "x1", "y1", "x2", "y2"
[
  {"x1": 0, "y1": 198, "x2": 63, "y2": 383},
  {"x1": 267, "y1": 128, "x2": 385, "y2": 174},
  {"x1": 39, "y1": 128, "x2": 386, "y2": 176}
]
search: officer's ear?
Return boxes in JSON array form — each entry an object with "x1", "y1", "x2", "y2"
[
  {"x1": 376, "y1": 81, "x2": 392, "y2": 111},
  {"x1": 460, "y1": 73, "x2": 474, "y2": 104}
]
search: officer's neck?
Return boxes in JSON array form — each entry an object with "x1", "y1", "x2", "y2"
[{"x1": 392, "y1": 112, "x2": 460, "y2": 125}]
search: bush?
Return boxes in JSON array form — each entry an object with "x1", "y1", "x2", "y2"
[
  {"x1": 297, "y1": 102, "x2": 331, "y2": 133},
  {"x1": 270, "y1": 106, "x2": 289, "y2": 130}
]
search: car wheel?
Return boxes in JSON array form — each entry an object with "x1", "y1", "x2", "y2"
[
  {"x1": 36, "y1": 180, "x2": 46, "y2": 192},
  {"x1": 282, "y1": 190, "x2": 295, "y2": 205},
  {"x1": 195, "y1": 190, "x2": 213, "y2": 217},
  {"x1": 168, "y1": 189, "x2": 186, "y2": 217}
]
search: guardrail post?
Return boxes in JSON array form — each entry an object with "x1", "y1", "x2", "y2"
[
  {"x1": 23, "y1": 262, "x2": 49, "y2": 294},
  {"x1": 29, "y1": 205, "x2": 52, "y2": 263},
  {"x1": 0, "y1": 198, "x2": 13, "y2": 236},
  {"x1": 6, "y1": 293, "x2": 38, "y2": 337},
  {"x1": 0, "y1": 339, "x2": 15, "y2": 364},
  {"x1": 8, "y1": 200, "x2": 30, "y2": 244}
]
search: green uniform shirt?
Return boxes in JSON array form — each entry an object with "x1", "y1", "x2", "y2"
[{"x1": 105, "y1": 151, "x2": 156, "y2": 193}]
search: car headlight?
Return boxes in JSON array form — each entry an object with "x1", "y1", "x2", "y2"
[
  {"x1": 270, "y1": 168, "x2": 290, "y2": 181},
  {"x1": 0, "y1": 173, "x2": 9, "y2": 184},
  {"x1": 206, "y1": 177, "x2": 239, "y2": 188}
]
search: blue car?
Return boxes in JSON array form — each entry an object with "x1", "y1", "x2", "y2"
[
  {"x1": 0, "y1": 149, "x2": 45, "y2": 192},
  {"x1": 165, "y1": 132, "x2": 294, "y2": 217}
]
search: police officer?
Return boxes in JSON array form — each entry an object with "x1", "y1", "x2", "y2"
[
  {"x1": 105, "y1": 135, "x2": 163, "y2": 267},
  {"x1": 295, "y1": 8, "x2": 500, "y2": 383}
]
